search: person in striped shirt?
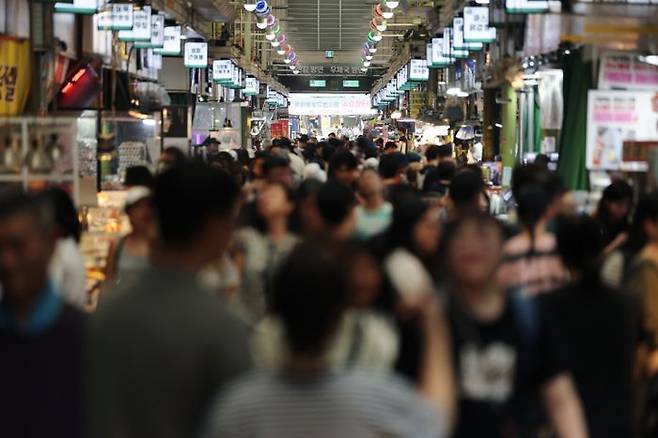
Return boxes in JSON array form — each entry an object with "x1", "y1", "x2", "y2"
[{"x1": 202, "y1": 242, "x2": 456, "y2": 438}]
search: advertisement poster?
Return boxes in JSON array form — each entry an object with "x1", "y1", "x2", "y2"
[
  {"x1": 0, "y1": 35, "x2": 30, "y2": 116},
  {"x1": 599, "y1": 53, "x2": 658, "y2": 91},
  {"x1": 587, "y1": 90, "x2": 658, "y2": 170}
]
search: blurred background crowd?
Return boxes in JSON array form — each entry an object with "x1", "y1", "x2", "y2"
[{"x1": 2, "y1": 133, "x2": 658, "y2": 438}]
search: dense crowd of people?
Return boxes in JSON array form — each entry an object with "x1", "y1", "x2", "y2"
[{"x1": 2, "y1": 132, "x2": 658, "y2": 438}]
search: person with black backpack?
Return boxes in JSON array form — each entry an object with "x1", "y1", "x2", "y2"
[{"x1": 443, "y1": 211, "x2": 587, "y2": 438}]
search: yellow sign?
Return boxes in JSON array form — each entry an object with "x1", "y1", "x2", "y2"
[{"x1": 0, "y1": 36, "x2": 30, "y2": 116}]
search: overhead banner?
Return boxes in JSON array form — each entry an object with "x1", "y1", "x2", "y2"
[
  {"x1": 244, "y1": 77, "x2": 259, "y2": 96},
  {"x1": 587, "y1": 90, "x2": 658, "y2": 170},
  {"x1": 154, "y1": 26, "x2": 181, "y2": 56},
  {"x1": 599, "y1": 53, "x2": 658, "y2": 91},
  {"x1": 453, "y1": 17, "x2": 484, "y2": 51},
  {"x1": 118, "y1": 6, "x2": 150, "y2": 41},
  {"x1": 289, "y1": 93, "x2": 376, "y2": 116},
  {"x1": 0, "y1": 36, "x2": 30, "y2": 116},
  {"x1": 184, "y1": 42, "x2": 208, "y2": 68}
]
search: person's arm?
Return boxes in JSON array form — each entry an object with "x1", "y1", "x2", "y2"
[
  {"x1": 542, "y1": 373, "x2": 588, "y2": 438},
  {"x1": 418, "y1": 296, "x2": 457, "y2": 434},
  {"x1": 103, "y1": 238, "x2": 119, "y2": 285}
]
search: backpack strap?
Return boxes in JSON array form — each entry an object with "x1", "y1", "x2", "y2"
[{"x1": 509, "y1": 290, "x2": 539, "y2": 345}]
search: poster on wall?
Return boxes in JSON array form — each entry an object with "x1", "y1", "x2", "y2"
[
  {"x1": 599, "y1": 53, "x2": 658, "y2": 91},
  {"x1": 587, "y1": 90, "x2": 658, "y2": 170},
  {"x1": 0, "y1": 35, "x2": 30, "y2": 116}
]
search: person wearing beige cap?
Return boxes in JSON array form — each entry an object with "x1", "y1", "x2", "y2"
[{"x1": 103, "y1": 186, "x2": 155, "y2": 294}]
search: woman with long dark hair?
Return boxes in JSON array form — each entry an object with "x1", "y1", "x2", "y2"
[{"x1": 498, "y1": 164, "x2": 569, "y2": 296}]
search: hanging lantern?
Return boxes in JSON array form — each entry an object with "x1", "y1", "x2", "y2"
[
  {"x1": 266, "y1": 14, "x2": 277, "y2": 27},
  {"x1": 256, "y1": 18, "x2": 268, "y2": 29},
  {"x1": 276, "y1": 34, "x2": 287, "y2": 45},
  {"x1": 374, "y1": 4, "x2": 384, "y2": 19},
  {"x1": 244, "y1": 0, "x2": 257, "y2": 12},
  {"x1": 284, "y1": 58, "x2": 291, "y2": 64},
  {"x1": 382, "y1": 0, "x2": 399, "y2": 9},
  {"x1": 281, "y1": 44, "x2": 293, "y2": 54},
  {"x1": 276, "y1": 48, "x2": 286, "y2": 55},
  {"x1": 369, "y1": 30, "x2": 383, "y2": 42},
  {"x1": 254, "y1": 0, "x2": 270, "y2": 17}
]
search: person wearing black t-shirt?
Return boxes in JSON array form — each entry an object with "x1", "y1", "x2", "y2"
[
  {"x1": 0, "y1": 191, "x2": 85, "y2": 438},
  {"x1": 542, "y1": 215, "x2": 637, "y2": 437},
  {"x1": 443, "y1": 212, "x2": 587, "y2": 438}
]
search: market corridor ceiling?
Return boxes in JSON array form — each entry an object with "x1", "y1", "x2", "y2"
[{"x1": 285, "y1": 0, "x2": 375, "y2": 52}]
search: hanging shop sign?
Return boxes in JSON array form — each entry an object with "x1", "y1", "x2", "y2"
[
  {"x1": 213, "y1": 60, "x2": 233, "y2": 83},
  {"x1": 587, "y1": 90, "x2": 658, "y2": 170},
  {"x1": 54, "y1": 0, "x2": 96, "y2": 14},
  {"x1": 154, "y1": 26, "x2": 181, "y2": 56},
  {"x1": 409, "y1": 59, "x2": 429, "y2": 81},
  {"x1": 97, "y1": 4, "x2": 133, "y2": 30},
  {"x1": 463, "y1": 6, "x2": 494, "y2": 43},
  {"x1": 599, "y1": 53, "x2": 658, "y2": 92},
  {"x1": 506, "y1": 0, "x2": 549, "y2": 14},
  {"x1": 453, "y1": 17, "x2": 484, "y2": 51},
  {"x1": 0, "y1": 36, "x2": 30, "y2": 116},
  {"x1": 431, "y1": 38, "x2": 450, "y2": 67},
  {"x1": 244, "y1": 77, "x2": 259, "y2": 96},
  {"x1": 135, "y1": 14, "x2": 164, "y2": 48},
  {"x1": 118, "y1": 6, "x2": 151, "y2": 42},
  {"x1": 184, "y1": 42, "x2": 208, "y2": 68}
]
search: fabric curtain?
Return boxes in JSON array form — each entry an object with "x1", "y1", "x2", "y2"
[{"x1": 557, "y1": 48, "x2": 592, "y2": 191}]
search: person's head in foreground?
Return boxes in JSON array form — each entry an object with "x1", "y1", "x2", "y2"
[
  {"x1": 0, "y1": 190, "x2": 56, "y2": 319},
  {"x1": 315, "y1": 181, "x2": 357, "y2": 241},
  {"x1": 153, "y1": 162, "x2": 241, "y2": 272},
  {"x1": 328, "y1": 151, "x2": 360, "y2": 187}
]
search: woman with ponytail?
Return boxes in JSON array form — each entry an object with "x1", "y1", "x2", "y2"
[{"x1": 498, "y1": 164, "x2": 569, "y2": 296}]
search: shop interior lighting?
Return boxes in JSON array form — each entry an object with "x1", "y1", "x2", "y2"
[
  {"x1": 372, "y1": 32, "x2": 383, "y2": 42},
  {"x1": 369, "y1": 47, "x2": 377, "y2": 53},
  {"x1": 384, "y1": 0, "x2": 399, "y2": 8},
  {"x1": 366, "y1": 55, "x2": 373, "y2": 60},
  {"x1": 457, "y1": 91, "x2": 469, "y2": 98},
  {"x1": 271, "y1": 40, "x2": 280, "y2": 47},
  {"x1": 277, "y1": 48, "x2": 286, "y2": 55},
  {"x1": 640, "y1": 55, "x2": 658, "y2": 66},
  {"x1": 363, "y1": 61, "x2": 372, "y2": 67},
  {"x1": 266, "y1": 32, "x2": 276, "y2": 40},
  {"x1": 376, "y1": 21, "x2": 387, "y2": 32},
  {"x1": 391, "y1": 110, "x2": 402, "y2": 119},
  {"x1": 142, "y1": 119, "x2": 157, "y2": 126},
  {"x1": 447, "y1": 87, "x2": 461, "y2": 96},
  {"x1": 256, "y1": 19, "x2": 268, "y2": 29},
  {"x1": 361, "y1": 67, "x2": 368, "y2": 72},
  {"x1": 382, "y1": 11, "x2": 394, "y2": 19},
  {"x1": 293, "y1": 70, "x2": 299, "y2": 74},
  {"x1": 284, "y1": 58, "x2": 291, "y2": 64}
]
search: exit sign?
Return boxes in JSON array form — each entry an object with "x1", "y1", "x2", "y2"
[
  {"x1": 343, "y1": 80, "x2": 360, "y2": 88},
  {"x1": 325, "y1": 51, "x2": 334, "y2": 59},
  {"x1": 309, "y1": 80, "x2": 327, "y2": 88}
]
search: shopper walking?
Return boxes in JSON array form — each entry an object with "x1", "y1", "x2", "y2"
[
  {"x1": 354, "y1": 168, "x2": 393, "y2": 240},
  {"x1": 87, "y1": 163, "x2": 251, "y2": 438},
  {"x1": 542, "y1": 215, "x2": 636, "y2": 438},
  {"x1": 203, "y1": 242, "x2": 456, "y2": 438},
  {"x1": 42, "y1": 188, "x2": 87, "y2": 309},
  {"x1": 0, "y1": 191, "x2": 86, "y2": 438},
  {"x1": 499, "y1": 164, "x2": 569, "y2": 296},
  {"x1": 238, "y1": 182, "x2": 298, "y2": 324},
  {"x1": 103, "y1": 186, "x2": 155, "y2": 291},
  {"x1": 444, "y1": 212, "x2": 587, "y2": 438},
  {"x1": 594, "y1": 180, "x2": 633, "y2": 254}
]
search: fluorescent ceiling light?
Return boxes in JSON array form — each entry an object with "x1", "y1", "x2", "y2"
[
  {"x1": 385, "y1": 1, "x2": 399, "y2": 9},
  {"x1": 382, "y1": 11, "x2": 394, "y2": 19},
  {"x1": 244, "y1": 1, "x2": 257, "y2": 12},
  {"x1": 640, "y1": 55, "x2": 658, "y2": 66}
]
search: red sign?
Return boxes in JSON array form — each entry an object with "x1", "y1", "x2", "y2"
[{"x1": 271, "y1": 119, "x2": 289, "y2": 138}]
